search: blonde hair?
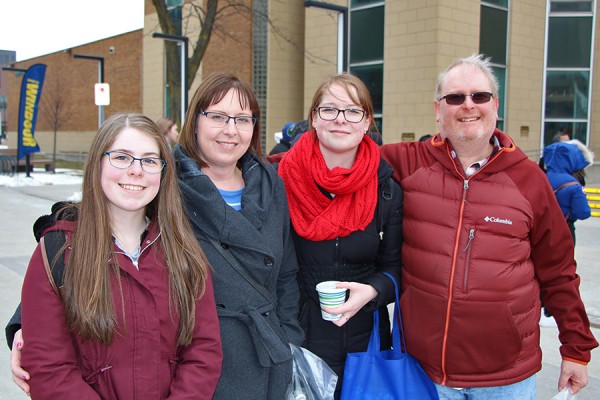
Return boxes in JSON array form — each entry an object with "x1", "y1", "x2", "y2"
[{"x1": 434, "y1": 54, "x2": 500, "y2": 100}]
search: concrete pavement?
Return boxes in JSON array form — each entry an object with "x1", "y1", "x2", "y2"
[{"x1": 0, "y1": 181, "x2": 599, "y2": 399}]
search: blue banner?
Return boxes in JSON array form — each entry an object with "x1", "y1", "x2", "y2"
[{"x1": 17, "y1": 64, "x2": 46, "y2": 160}]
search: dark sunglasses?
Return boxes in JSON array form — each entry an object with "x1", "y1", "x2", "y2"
[{"x1": 439, "y1": 92, "x2": 494, "y2": 105}]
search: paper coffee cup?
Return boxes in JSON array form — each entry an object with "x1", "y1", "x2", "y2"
[{"x1": 316, "y1": 281, "x2": 347, "y2": 321}]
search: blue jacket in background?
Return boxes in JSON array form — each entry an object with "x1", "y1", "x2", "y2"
[{"x1": 543, "y1": 142, "x2": 591, "y2": 221}]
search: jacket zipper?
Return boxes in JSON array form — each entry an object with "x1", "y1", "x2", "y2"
[
  {"x1": 441, "y1": 179, "x2": 469, "y2": 385},
  {"x1": 440, "y1": 145, "x2": 506, "y2": 385},
  {"x1": 462, "y1": 228, "x2": 475, "y2": 293}
]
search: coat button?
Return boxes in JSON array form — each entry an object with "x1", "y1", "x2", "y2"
[{"x1": 264, "y1": 257, "x2": 274, "y2": 266}]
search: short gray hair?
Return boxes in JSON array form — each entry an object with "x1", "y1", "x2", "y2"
[{"x1": 434, "y1": 54, "x2": 499, "y2": 100}]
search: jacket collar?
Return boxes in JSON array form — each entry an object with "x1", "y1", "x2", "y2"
[
  {"x1": 174, "y1": 145, "x2": 278, "y2": 249},
  {"x1": 428, "y1": 128, "x2": 525, "y2": 178}
]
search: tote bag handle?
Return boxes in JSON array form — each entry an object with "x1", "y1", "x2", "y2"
[{"x1": 381, "y1": 272, "x2": 407, "y2": 354}]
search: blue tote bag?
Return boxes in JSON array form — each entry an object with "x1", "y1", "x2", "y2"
[{"x1": 340, "y1": 272, "x2": 439, "y2": 400}]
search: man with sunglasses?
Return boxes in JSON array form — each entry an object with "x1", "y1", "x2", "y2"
[{"x1": 380, "y1": 54, "x2": 597, "y2": 399}]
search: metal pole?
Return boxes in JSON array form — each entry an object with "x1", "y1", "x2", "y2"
[
  {"x1": 304, "y1": 1, "x2": 348, "y2": 73},
  {"x1": 152, "y1": 32, "x2": 189, "y2": 125},
  {"x1": 337, "y1": 13, "x2": 343, "y2": 74},
  {"x1": 182, "y1": 37, "x2": 188, "y2": 122},
  {"x1": 73, "y1": 54, "x2": 105, "y2": 128},
  {"x1": 98, "y1": 59, "x2": 104, "y2": 127}
]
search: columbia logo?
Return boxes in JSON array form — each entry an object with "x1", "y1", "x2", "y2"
[{"x1": 484, "y1": 216, "x2": 513, "y2": 225}]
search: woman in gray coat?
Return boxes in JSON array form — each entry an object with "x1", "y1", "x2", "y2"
[{"x1": 174, "y1": 73, "x2": 304, "y2": 399}]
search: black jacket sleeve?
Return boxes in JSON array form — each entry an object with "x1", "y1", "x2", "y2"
[{"x1": 5, "y1": 304, "x2": 22, "y2": 349}]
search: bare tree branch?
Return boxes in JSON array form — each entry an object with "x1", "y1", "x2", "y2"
[
  {"x1": 40, "y1": 72, "x2": 74, "y2": 166},
  {"x1": 150, "y1": 0, "x2": 328, "y2": 123}
]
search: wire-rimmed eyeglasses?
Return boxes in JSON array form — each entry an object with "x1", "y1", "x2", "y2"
[
  {"x1": 315, "y1": 107, "x2": 366, "y2": 123},
  {"x1": 103, "y1": 151, "x2": 166, "y2": 174},
  {"x1": 199, "y1": 110, "x2": 257, "y2": 131},
  {"x1": 438, "y1": 92, "x2": 494, "y2": 106}
]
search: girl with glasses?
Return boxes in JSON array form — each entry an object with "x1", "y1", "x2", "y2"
[
  {"x1": 277, "y1": 73, "x2": 403, "y2": 399},
  {"x1": 14, "y1": 113, "x2": 222, "y2": 399}
]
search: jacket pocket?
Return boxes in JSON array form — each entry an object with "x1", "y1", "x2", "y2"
[
  {"x1": 84, "y1": 365, "x2": 119, "y2": 400},
  {"x1": 400, "y1": 286, "x2": 447, "y2": 378},
  {"x1": 444, "y1": 298, "x2": 522, "y2": 374},
  {"x1": 400, "y1": 285, "x2": 522, "y2": 377},
  {"x1": 462, "y1": 228, "x2": 475, "y2": 293}
]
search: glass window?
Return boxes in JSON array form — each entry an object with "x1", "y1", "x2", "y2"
[
  {"x1": 166, "y1": 0, "x2": 183, "y2": 35},
  {"x1": 480, "y1": 6, "x2": 508, "y2": 64},
  {"x1": 550, "y1": 1, "x2": 592, "y2": 13},
  {"x1": 350, "y1": 64, "x2": 384, "y2": 115},
  {"x1": 545, "y1": 70, "x2": 589, "y2": 119},
  {"x1": 492, "y1": 66, "x2": 506, "y2": 120},
  {"x1": 350, "y1": 7, "x2": 384, "y2": 63},
  {"x1": 373, "y1": 117, "x2": 382, "y2": 134},
  {"x1": 544, "y1": 121, "x2": 587, "y2": 146},
  {"x1": 547, "y1": 17, "x2": 592, "y2": 68},
  {"x1": 351, "y1": 0, "x2": 385, "y2": 6},
  {"x1": 482, "y1": 0, "x2": 509, "y2": 7}
]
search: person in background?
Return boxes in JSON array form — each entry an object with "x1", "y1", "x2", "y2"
[
  {"x1": 277, "y1": 73, "x2": 403, "y2": 399},
  {"x1": 269, "y1": 122, "x2": 295, "y2": 155},
  {"x1": 538, "y1": 129, "x2": 571, "y2": 172},
  {"x1": 17, "y1": 113, "x2": 222, "y2": 398},
  {"x1": 173, "y1": 73, "x2": 304, "y2": 399},
  {"x1": 555, "y1": 130, "x2": 571, "y2": 143},
  {"x1": 156, "y1": 117, "x2": 179, "y2": 147},
  {"x1": 379, "y1": 54, "x2": 597, "y2": 398},
  {"x1": 539, "y1": 139, "x2": 593, "y2": 327},
  {"x1": 543, "y1": 139, "x2": 593, "y2": 243}
]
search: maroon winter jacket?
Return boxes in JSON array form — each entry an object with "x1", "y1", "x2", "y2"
[
  {"x1": 21, "y1": 220, "x2": 223, "y2": 399},
  {"x1": 379, "y1": 129, "x2": 597, "y2": 388}
]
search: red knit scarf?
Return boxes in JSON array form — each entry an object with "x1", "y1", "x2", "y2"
[{"x1": 278, "y1": 131, "x2": 380, "y2": 241}]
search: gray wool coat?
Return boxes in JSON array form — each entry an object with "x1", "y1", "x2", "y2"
[{"x1": 174, "y1": 146, "x2": 305, "y2": 400}]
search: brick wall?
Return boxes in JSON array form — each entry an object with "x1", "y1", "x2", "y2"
[
  {"x1": 5, "y1": 30, "x2": 143, "y2": 153},
  {"x1": 505, "y1": 0, "x2": 546, "y2": 153}
]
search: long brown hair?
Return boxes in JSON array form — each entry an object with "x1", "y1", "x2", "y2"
[
  {"x1": 179, "y1": 73, "x2": 262, "y2": 167},
  {"x1": 156, "y1": 117, "x2": 176, "y2": 138},
  {"x1": 64, "y1": 113, "x2": 210, "y2": 346}
]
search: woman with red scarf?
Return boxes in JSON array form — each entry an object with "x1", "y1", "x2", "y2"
[{"x1": 277, "y1": 74, "x2": 403, "y2": 398}]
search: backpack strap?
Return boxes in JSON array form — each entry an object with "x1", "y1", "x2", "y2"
[
  {"x1": 39, "y1": 231, "x2": 66, "y2": 297},
  {"x1": 553, "y1": 181, "x2": 579, "y2": 194},
  {"x1": 377, "y1": 177, "x2": 393, "y2": 240},
  {"x1": 553, "y1": 181, "x2": 580, "y2": 220}
]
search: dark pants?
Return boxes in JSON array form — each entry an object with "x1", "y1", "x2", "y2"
[{"x1": 567, "y1": 219, "x2": 576, "y2": 245}]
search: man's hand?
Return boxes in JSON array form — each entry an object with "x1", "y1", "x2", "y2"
[
  {"x1": 11, "y1": 329, "x2": 30, "y2": 396},
  {"x1": 558, "y1": 359, "x2": 588, "y2": 394}
]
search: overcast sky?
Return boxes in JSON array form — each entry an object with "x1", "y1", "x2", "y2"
[{"x1": 0, "y1": 0, "x2": 144, "y2": 62}]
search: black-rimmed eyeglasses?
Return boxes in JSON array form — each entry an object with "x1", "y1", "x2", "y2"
[
  {"x1": 315, "y1": 107, "x2": 366, "y2": 123},
  {"x1": 199, "y1": 111, "x2": 257, "y2": 131},
  {"x1": 439, "y1": 92, "x2": 494, "y2": 106},
  {"x1": 103, "y1": 151, "x2": 166, "y2": 174}
]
